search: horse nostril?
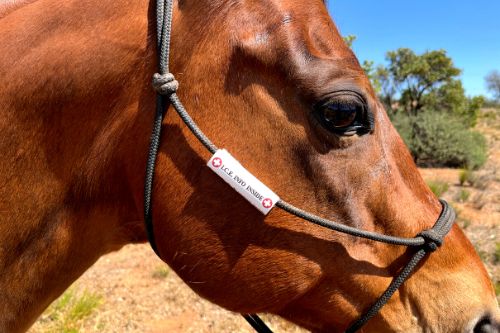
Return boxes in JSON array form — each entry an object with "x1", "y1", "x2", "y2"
[{"x1": 474, "y1": 316, "x2": 499, "y2": 333}]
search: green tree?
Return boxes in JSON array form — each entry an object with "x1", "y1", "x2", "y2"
[
  {"x1": 422, "y1": 79, "x2": 484, "y2": 127},
  {"x1": 485, "y1": 70, "x2": 500, "y2": 101},
  {"x1": 361, "y1": 60, "x2": 382, "y2": 94},
  {"x1": 379, "y1": 48, "x2": 461, "y2": 115},
  {"x1": 339, "y1": 41, "x2": 487, "y2": 168},
  {"x1": 343, "y1": 35, "x2": 357, "y2": 48}
]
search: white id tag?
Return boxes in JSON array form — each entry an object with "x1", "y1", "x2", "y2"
[{"x1": 207, "y1": 149, "x2": 279, "y2": 215}]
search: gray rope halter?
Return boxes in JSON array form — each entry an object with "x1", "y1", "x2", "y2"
[
  {"x1": 143, "y1": 0, "x2": 456, "y2": 332},
  {"x1": 152, "y1": 73, "x2": 179, "y2": 95}
]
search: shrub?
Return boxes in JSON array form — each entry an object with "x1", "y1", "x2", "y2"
[
  {"x1": 152, "y1": 266, "x2": 170, "y2": 279},
  {"x1": 390, "y1": 112, "x2": 414, "y2": 146},
  {"x1": 391, "y1": 111, "x2": 487, "y2": 169},
  {"x1": 479, "y1": 108, "x2": 499, "y2": 128},
  {"x1": 426, "y1": 180, "x2": 449, "y2": 197},
  {"x1": 38, "y1": 289, "x2": 102, "y2": 332},
  {"x1": 458, "y1": 169, "x2": 472, "y2": 186},
  {"x1": 455, "y1": 189, "x2": 470, "y2": 202}
]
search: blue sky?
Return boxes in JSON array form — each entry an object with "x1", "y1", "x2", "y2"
[{"x1": 327, "y1": 0, "x2": 500, "y2": 98}]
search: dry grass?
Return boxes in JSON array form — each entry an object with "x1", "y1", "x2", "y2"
[
  {"x1": 426, "y1": 180, "x2": 449, "y2": 197},
  {"x1": 30, "y1": 289, "x2": 102, "y2": 333}
]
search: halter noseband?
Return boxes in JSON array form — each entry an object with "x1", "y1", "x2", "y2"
[{"x1": 143, "y1": 1, "x2": 456, "y2": 332}]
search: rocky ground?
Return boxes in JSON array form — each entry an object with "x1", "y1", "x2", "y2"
[{"x1": 29, "y1": 109, "x2": 499, "y2": 333}]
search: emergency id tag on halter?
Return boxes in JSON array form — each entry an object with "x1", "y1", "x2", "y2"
[{"x1": 207, "y1": 149, "x2": 279, "y2": 215}]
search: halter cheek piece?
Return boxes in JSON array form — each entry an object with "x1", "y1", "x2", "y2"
[{"x1": 143, "y1": 1, "x2": 456, "y2": 332}]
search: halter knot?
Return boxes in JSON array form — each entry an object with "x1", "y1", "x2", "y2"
[
  {"x1": 417, "y1": 229, "x2": 443, "y2": 252},
  {"x1": 152, "y1": 73, "x2": 178, "y2": 95}
]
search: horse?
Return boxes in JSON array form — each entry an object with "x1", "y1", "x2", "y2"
[{"x1": 0, "y1": 0, "x2": 498, "y2": 332}]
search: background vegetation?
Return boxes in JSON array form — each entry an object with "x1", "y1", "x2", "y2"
[{"x1": 345, "y1": 36, "x2": 499, "y2": 169}]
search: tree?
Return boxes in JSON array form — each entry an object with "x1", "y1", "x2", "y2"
[
  {"x1": 360, "y1": 60, "x2": 382, "y2": 94},
  {"x1": 378, "y1": 48, "x2": 461, "y2": 115},
  {"x1": 338, "y1": 42, "x2": 487, "y2": 168},
  {"x1": 485, "y1": 70, "x2": 500, "y2": 101},
  {"x1": 343, "y1": 35, "x2": 357, "y2": 48},
  {"x1": 422, "y1": 79, "x2": 484, "y2": 127}
]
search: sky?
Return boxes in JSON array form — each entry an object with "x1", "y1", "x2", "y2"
[{"x1": 327, "y1": 0, "x2": 500, "y2": 98}]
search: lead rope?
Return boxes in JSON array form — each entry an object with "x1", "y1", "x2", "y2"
[{"x1": 144, "y1": 0, "x2": 456, "y2": 332}]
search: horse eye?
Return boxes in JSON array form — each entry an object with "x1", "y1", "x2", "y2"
[
  {"x1": 321, "y1": 103, "x2": 358, "y2": 128},
  {"x1": 315, "y1": 100, "x2": 364, "y2": 134}
]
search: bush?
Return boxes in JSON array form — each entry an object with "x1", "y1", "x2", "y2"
[
  {"x1": 458, "y1": 169, "x2": 471, "y2": 186},
  {"x1": 390, "y1": 111, "x2": 414, "y2": 146},
  {"x1": 422, "y1": 80, "x2": 483, "y2": 127},
  {"x1": 482, "y1": 99, "x2": 500, "y2": 108},
  {"x1": 426, "y1": 180, "x2": 449, "y2": 197},
  {"x1": 455, "y1": 189, "x2": 470, "y2": 202},
  {"x1": 391, "y1": 111, "x2": 487, "y2": 169}
]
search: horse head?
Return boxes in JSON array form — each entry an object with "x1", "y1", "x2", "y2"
[
  {"x1": 148, "y1": 1, "x2": 498, "y2": 331},
  {"x1": 0, "y1": 0, "x2": 497, "y2": 332}
]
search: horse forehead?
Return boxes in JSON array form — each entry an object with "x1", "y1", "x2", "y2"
[
  {"x1": 230, "y1": 6, "x2": 369, "y2": 99},
  {"x1": 230, "y1": 0, "x2": 326, "y2": 30},
  {"x1": 231, "y1": 1, "x2": 348, "y2": 56}
]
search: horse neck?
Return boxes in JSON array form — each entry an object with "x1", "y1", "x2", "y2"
[{"x1": 0, "y1": 0, "x2": 155, "y2": 330}]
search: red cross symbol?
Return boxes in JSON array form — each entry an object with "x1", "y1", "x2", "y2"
[
  {"x1": 212, "y1": 157, "x2": 222, "y2": 168},
  {"x1": 262, "y1": 198, "x2": 273, "y2": 209}
]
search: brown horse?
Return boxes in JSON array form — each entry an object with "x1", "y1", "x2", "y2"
[{"x1": 0, "y1": 0, "x2": 498, "y2": 332}]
